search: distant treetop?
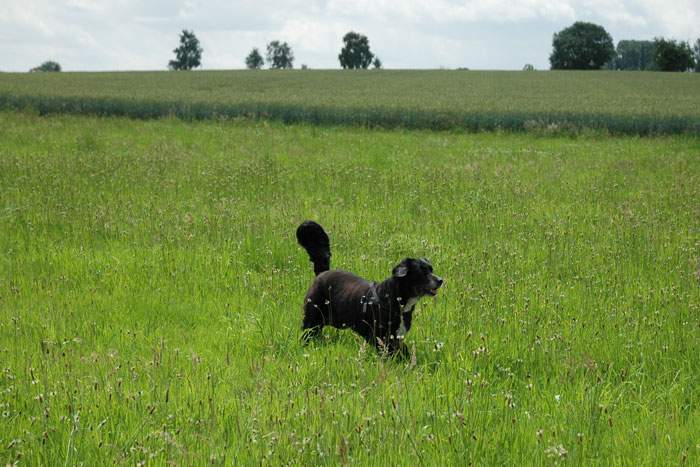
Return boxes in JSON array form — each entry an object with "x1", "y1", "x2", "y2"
[
  {"x1": 339, "y1": 32, "x2": 375, "y2": 69},
  {"x1": 550, "y1": 22, "x2": 615, "y2": 70},
  {"x1": 245, "y1": 48, "x2": 265, "y2": 70},
  {"x1": 608, "y1": 40, "x2": 656, "y2": 71},
  {"x1": 266, "y1": 41, "x2": 294, "y2": 69},
  {"x1": 653, "y1": 37, "x2": 695, "y2": 72},
  {"x1": 169, "y1": 30, "x2": 203, "y2": 71},
  {"x1": 30, "y1": 61, "x2": 61, "y2": 72}
]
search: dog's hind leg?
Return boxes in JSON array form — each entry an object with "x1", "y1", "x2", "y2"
[{"x1": 301, "y1": 324, "x2": 322, "y2": 343}]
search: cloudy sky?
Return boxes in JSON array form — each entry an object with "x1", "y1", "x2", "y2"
[{"x1": 1, "y1": 0, "x2": 698, "y2": 71}]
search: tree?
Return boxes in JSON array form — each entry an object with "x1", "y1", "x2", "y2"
[
  {"x1": 168, "y1": 30, "x2": 202, "y2": 70},
  {"x1": 550, "y1": 22, "x2": 615, "y2": 70},
  {"x1": 266, "y1": 41, "x2": 294, "y2": 69},
  {"x1": 610, "y1": 40, "x2": 656, "y2": 70},
  {"x1": 372, "y1": 57, "x2": 382, "y2": 69},
  {"x1": 653, "y1": 38, "x2": 694, "y2": 72},
  {"x1": 693, "y1": 39, "x2": 700, "y2": 72},
  {"x1": 30, "y1": 61, "x2": 61, "y2": 72},
  {"x1": 245, "y1": 48, "x2": 264, "y2": 69},
  {"x1": 522, "y1": 63, "x2": 535, "y2": 71},
  {"x1": 338, "y1": 32, "x2": 374, "y2": 69}
]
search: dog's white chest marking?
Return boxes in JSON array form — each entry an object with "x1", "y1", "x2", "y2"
[
  {"x1": 397, "y1": 319, "x2": 408, "y2": 339},
  {"x1": 397, "y1": 298, "x2": 418, "y2": 338}
]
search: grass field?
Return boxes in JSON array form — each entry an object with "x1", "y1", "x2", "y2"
[
  {"x1": 1, "y1": 111, "x2": 699, "y2": 464},
  {"x1": 1, "y1": 70, "x2": 699, "y2": 134}
]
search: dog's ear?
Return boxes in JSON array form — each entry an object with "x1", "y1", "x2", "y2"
[
  {"x1": 392, "y1": 262, "x2": 409, "y2": 278},
  {"x1": 420, "y1": 257, "x2": 432, "y2": 266}
]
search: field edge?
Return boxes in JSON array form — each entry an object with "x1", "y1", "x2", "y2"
[{"x1": 2, "y1": 92, "x2": 699, "y2": 136}]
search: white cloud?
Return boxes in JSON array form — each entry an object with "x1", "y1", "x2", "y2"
[
  {"x1": 637, "y1": 0, "x2": 700, "y2": 39},
  {"x1": 580, "y1": 0, "x2": 647, "y2": 27}
]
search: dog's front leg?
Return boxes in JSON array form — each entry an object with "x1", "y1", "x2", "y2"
[
  {"x1": 354, "y1": 321, "x2": 388, "y2": 354},
  {"x1": 386, "y1": 337, "x2": 409, "y2": 359}
]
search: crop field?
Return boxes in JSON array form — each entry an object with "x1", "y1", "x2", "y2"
[
  {"x1": 1, "y1": 110, "x2": 699, "y2": 464},
  {"x1": 0, "y1": 70, "x2": 699, "y2": 134}
]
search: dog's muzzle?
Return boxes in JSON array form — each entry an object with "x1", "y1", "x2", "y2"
[{"x1": 427, "y1": 276, "x2": 444, "y2": 296}]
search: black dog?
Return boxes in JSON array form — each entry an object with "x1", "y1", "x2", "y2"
[{"x1": 296, "y1": 221, "x2": 443, "y2": 356}]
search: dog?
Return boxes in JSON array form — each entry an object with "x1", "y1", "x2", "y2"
[{"x1": 296, "y1": 221, "x2": 443, "y2": 356}]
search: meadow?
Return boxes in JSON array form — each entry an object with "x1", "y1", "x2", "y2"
[
  {"x1": 0, "y1": 110, "x2": 699, "y2": 464},
  {"x1": 0, "y1": 70, "x2": 699, "y2": 134}
]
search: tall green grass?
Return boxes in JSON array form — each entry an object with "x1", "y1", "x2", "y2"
[
  {"x1": 0, "y1": 70, "x2": 698, "y2": 134},
  {"x1": 0, "y1": 112, "x2": 699, "y2": 464}
]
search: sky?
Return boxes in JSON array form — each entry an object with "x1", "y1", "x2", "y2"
[{"x1": 1, "y1": 0, "x2": 699, "y2": 72}]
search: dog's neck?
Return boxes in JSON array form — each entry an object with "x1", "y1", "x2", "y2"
[
  {"x1": 401, "y1": 297, "x2": 419, "y2": 313},
  {"x1": 375, "y1": 277, "x2": 420, "y2": 314}
]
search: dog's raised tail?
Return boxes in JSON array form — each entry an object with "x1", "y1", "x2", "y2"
[{"x1": 296, "y1": 221, "x2": 331, "y2": 275}]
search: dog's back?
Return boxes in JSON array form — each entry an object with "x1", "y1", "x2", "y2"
[{"x1": 303, "y1": 270, "x2": 373, "y2": 328}]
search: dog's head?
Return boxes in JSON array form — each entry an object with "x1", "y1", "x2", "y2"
[{"x1": 392, "y1": 257, "x2": 443, "y2": 298}]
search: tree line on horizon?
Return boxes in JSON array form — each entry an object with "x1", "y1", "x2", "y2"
[
  {"x1": 550, "y1": 22, "x2": 698, "y2": 72},
  {"x1": 169, "y1": 25, "x2": 700, "y2": 72},
  {"x1": 25, "y1": 23, "x2": 700, "y2": 73},
  {"x1": 242, "y1": 32, "x2": 382, "y2": 71},
  {"x1": 166, "y1": 30, "x2": 381, "y2": 71}
]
